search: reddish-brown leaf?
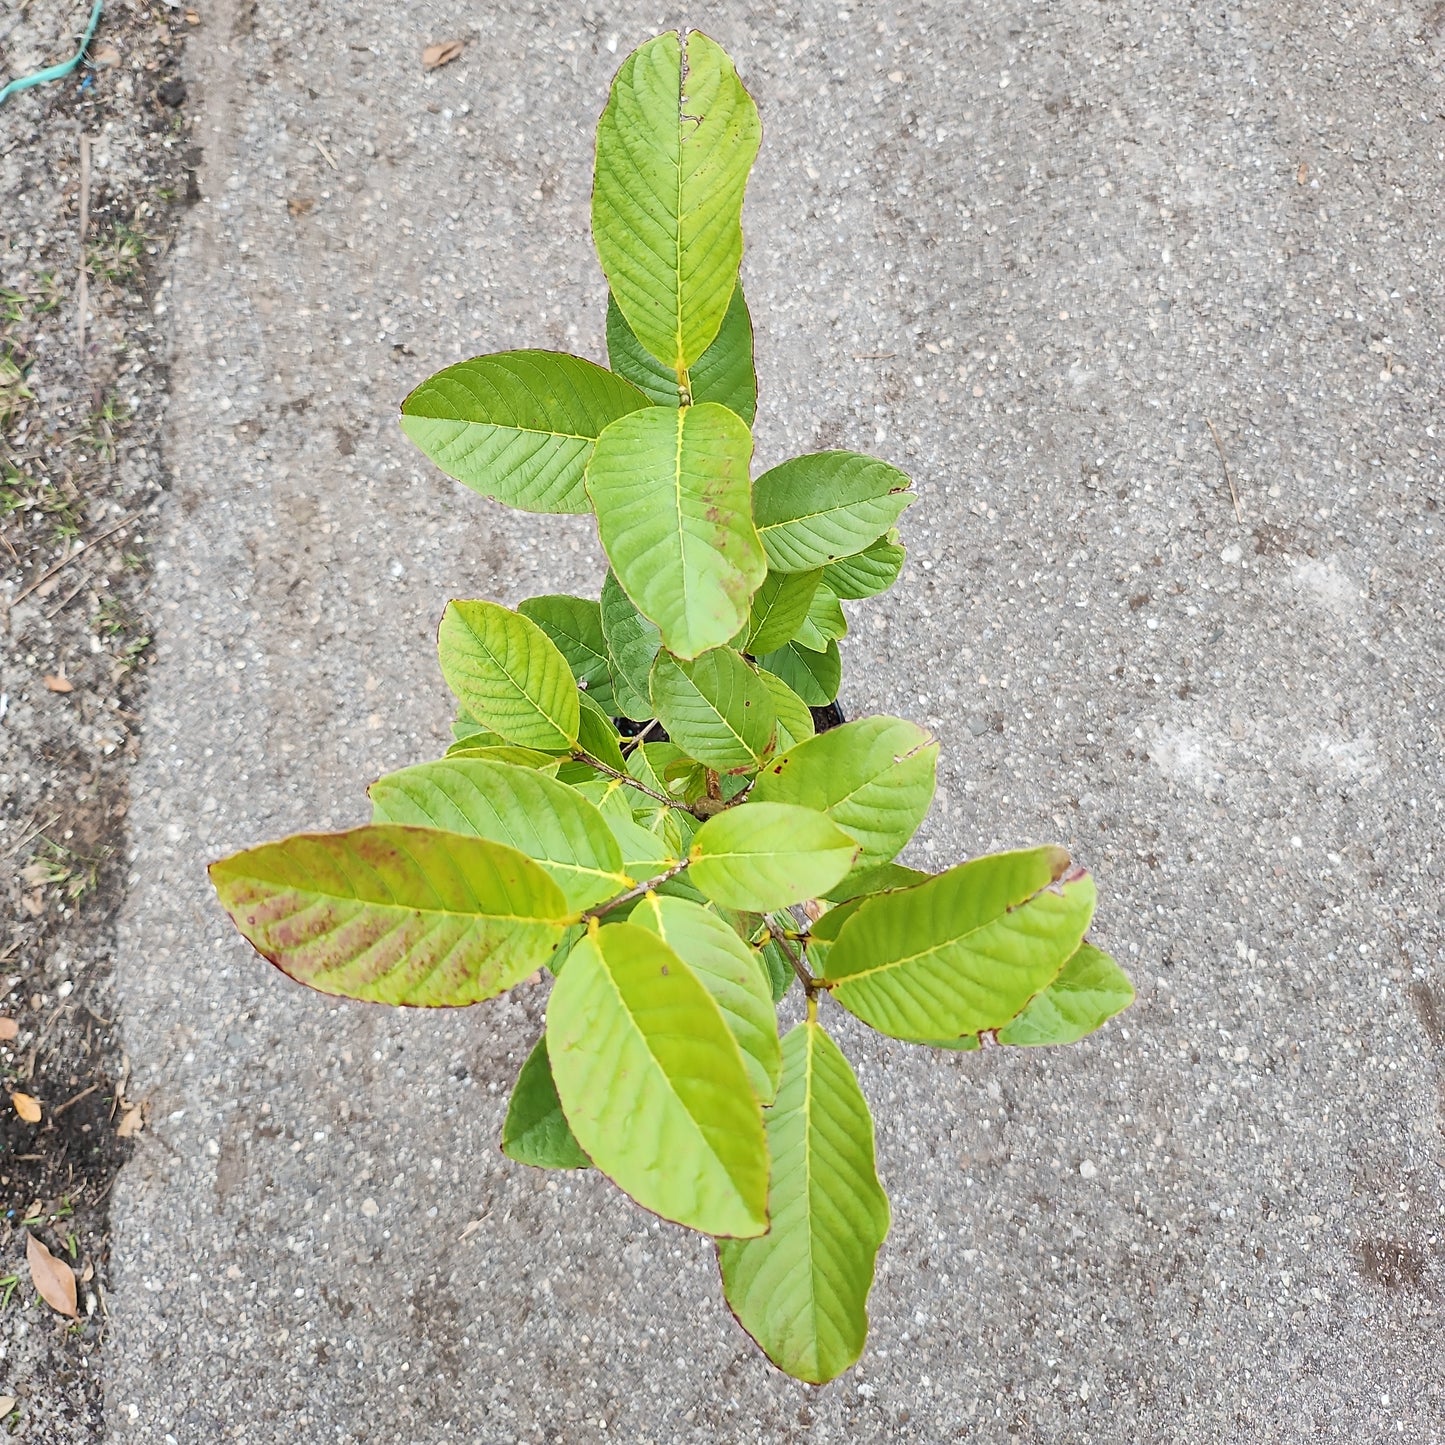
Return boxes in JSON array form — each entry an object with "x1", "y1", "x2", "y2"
[
  {"x1": 43, "y1": 675, "x2": 74, "y2": 693},
  {"x1": 27, "y1": 1234, "x2": 78, "y2": 1318}
]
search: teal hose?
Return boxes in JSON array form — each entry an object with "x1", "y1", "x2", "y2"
[{"x1": 0, "y1": 0, "x2": 105, "y2": 107}]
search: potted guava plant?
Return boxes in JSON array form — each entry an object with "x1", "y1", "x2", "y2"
[{"x1": 209, "y1": 29, "x2": 1133, "y2": 1385}]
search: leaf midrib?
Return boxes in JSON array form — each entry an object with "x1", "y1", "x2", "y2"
[
  {"x1": 769, "y1": 734, "x2": 935, "y2": 818},
  {"x1": 594, "y1": 938, "x2": 752, "y2": 1204},
  {"x1": 826, "y1": 879, "x2": 1075, "y2": 987},
  {"x1": 456, "y1": 609, "x2": 569, "y2": 742},
  {"x1": 277, "y1": 884, "x2": 560, "y2": 928}
]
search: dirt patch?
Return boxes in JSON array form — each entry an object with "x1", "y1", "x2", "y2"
[{"x1": 1, "y1": 1, "x2": 188, "y2": 1434}]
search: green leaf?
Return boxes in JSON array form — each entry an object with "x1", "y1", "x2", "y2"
[
  {"x1": 517, "y1": 594, "x2": 616, "y2": 712},
  {"x1": 799, "y1": 893, "x2": 861, "y2": 975},
  {"x1": 757, "y1": 669, "x2": 815, "y2": 751},
  {"x1": 575, "y1": 691, "x2": 628, "y2": 772},
  {"x1": 606, "y1": 283, "x2": 757, "y2": 424},
  {"x1": 744, "y1": 569, "x2": 822, "y2": 655},
  {"x1": 592, "y1": 31, "x2": 761, "y2": 375},
  {"x1": 921, "y1": 1034, "x2": 979, "y2": 1052},
  {"x1": 630, "y1": 893, "x2": 782, "y2": 1105},
  {"x1": 750, "y1": 717, "x2": 937, "y2": 870},
  {"x1": 690, "y1": 285, "x2": 758, "y2": 425},
  {"x1": 576, "y1": 778, "x2": 683, "y2": 875},
  {"x1": 442, "y1": 743, "x2": 562, "y2": 771},
  {"x1": 625, "y1": 745, "x2": 700, "y2": 838},
  {"x1": 438, "y1": 600, "x2": 579, "y2": 751},
  {"x1": 451, "y1": 708, "x2": 502, "y2": 745},
  {"x1": 502, "y1": 1036, "x2": 591, "y2": 1169},
  {"x1": 757, "y1": 938, "x2": 793, "y2": 1003},
  {"x1": 627, "y1": 739, "x2": 683, "y2": 797},
  {"x1": 823, "y1": 533, "x2": 906, "y2": 600},
  {"x1": 600, "y1": 571, "x2": 661, "y2": 721},
  {"x1": 663, "y1": 758, "x2": 711, "y2": 807},
  {"x1": 546, "y1": 922, "x2": 768, "y2": 1236},
  {"x1": 399, "y1": 351, "x2": 649, "y2": 514},
  {"x1": 209, "y1": 825, "x2": 570, "y2": 1006},
  {"x1": 587, "y1": 403, "x2": 764, "y2": 660},
  {"x1": 792, "y1": 583, "x2": 848, "y2": 653},
  {"x1": 649, "y1": 648, "x2": 777, "y2": 773},
  {"x1": 823, "y1": 847, "x2": 1097, "y2": 1040},
  {"x1": 753, "y1": 452, "x2": 913, "y2": 572},
  {"x1": 369, "y1": 758, "x2": 631, "y2": 912},
  {"x1": 825, "y1": 860, "x2": 929, "y2": 902},
  {"x1": 718, "y1": 1020, "x2": 890, "y2": 1385},
  {"x1": 996, "y1": 942, "x2": 1134, "y2": 1046},
  {"x1": 689, "y1": 802, "x2": 859, "y2": 912},
  {"x1": 757, "y1": 639, "x2": 841, "y2": 706}
]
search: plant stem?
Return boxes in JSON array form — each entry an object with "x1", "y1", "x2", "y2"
[
  {"x1": 769, "y1": 927, "x2": 826, "y2": 996},
  {"x1": 578, "y1": 857, "x2": 691, "y2": 921},
  {"x1": 572, "y1": 750, "x2": 687, "y2": 810}
]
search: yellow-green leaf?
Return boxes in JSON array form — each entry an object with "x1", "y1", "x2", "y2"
[
  {"x1": 824, "y1": 847, "x2": 1096, "y2": 1040},
  {"x1": 400, "y1": 351, "x2": 650, "y2": 513},
  {"x1": 718, "y1": 1020, "x2": 890, "y2": 1384},
  {"x1": 210, "y1": 825, "x2": 570, "y2": 1006},
  {"x1": 368, "y1": 758, "x2": 630, "y2": 911},
  {"x1": 649, "y1": 647, "x2": 776, "y2": 773},
  {"x1": 689, "y1": 802, "x2": 858, "y2": 912},
  {"x1": 437, "y1": 599, "x2": 579, "y2": 751},
  {"x1": 587, "y1": 403, "x2": 764, "y2": 660},
  {"x1": 750, "y1": 717, "x2": 937, "y2": 870},
  {"x1": 546, "y1": 922, "x2": 768, "y2": 1236},
  {"x1": 631, "y1": 893, "x2": 781, "y2": 1104},
  {"x1": 753, "y1": 452, "x2": 912, "y2": 573},
  {"x1": 592, "y1": 32, "x2": 761, "y2": 374}
]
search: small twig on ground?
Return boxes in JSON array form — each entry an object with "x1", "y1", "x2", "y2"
[
  {"x1": 10, "y1": 510, "x2": 143, "y2": 609},
  {"x1": 851, "y1": 352, "x2": 896, "y2": 361},
  {"x1": 51, "y1": 1082, "x2": 100, "y2": 1118},
  {"x1": 1206, "y1": 417, "x2": 1243, "y2": 525},
  {"x1": 4, "y1": 811, "x2": 59, "y2": 859},
  {"x1": 78, "y1": 134, "x2": 92, "y2": 357},
  {"x1": 44, "y1": 575, "x2": 90, "y2": 620},
  {"x1": 313, "y1": 137, "x2": 338, "y2": 170}
]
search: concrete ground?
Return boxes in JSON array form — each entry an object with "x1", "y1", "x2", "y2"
[{"x1": 103, "y1": 0, "x2": 1442, "y2": 1440}]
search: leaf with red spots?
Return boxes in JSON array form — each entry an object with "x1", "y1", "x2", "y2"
[{"x1": 210, "y1": 825, "x2": 572, "y2": 1006}]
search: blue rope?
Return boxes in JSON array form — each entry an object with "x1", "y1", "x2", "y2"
[{"x1": 0, "y1": 0, "x2": 105, "y2": 108}]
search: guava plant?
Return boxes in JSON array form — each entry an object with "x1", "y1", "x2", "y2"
[{"x1": 210, "y1": 30, "x2": 1133, "y2": 1385}]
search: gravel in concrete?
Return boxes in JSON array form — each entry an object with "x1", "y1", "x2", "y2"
[{"x1": 105, "y1": 1, "x2": 1443, "y2": 1440}]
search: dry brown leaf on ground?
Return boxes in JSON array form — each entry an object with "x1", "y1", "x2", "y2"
[
  {"x1": 117, "y1": 1105, "x2": 145, "y2": 1138},
  {"x1": 26, "y1": 1234, "x2": 78, "y2": 1318},
  {"x1": 43, "y1": 675, "x2": 74, "y2": 693},
  {"x1": 10, "y1": 1092, "x2": 42, "y2": 1124},
  {"x1": 286, "y1": 196, "x2": 315, "y2": 217},
  {"x1": 422, "y1": 39, "x2": 463, "y2": 69},
  {"x1": 92, "y1": 42, "x2": 121, "y2": 68},
  {"x1": 0, "y1": 1397, "x2": 14, "y2": 1416},
  {"x1": 0, "y1": 1017, "x2": 19, "y2": 1041}
]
